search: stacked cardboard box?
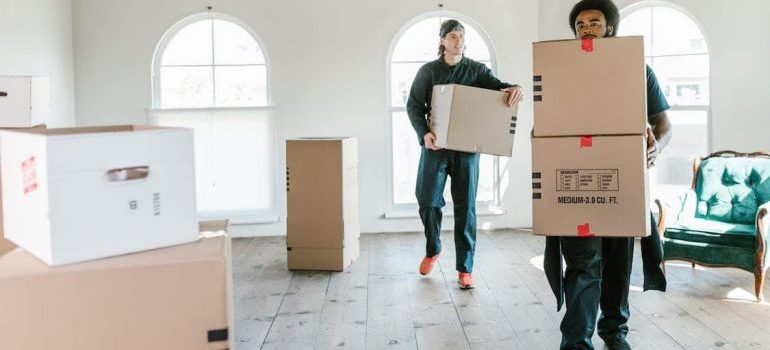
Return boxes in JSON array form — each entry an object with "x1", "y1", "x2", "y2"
[
  {"x1": 286, "y1": 137, "x2": 360, "y2": 271},
  {"x1": 0, "y1": 221, "x2": 233, "y2": 350},
  {"x1": 0, "y1": 125, "x2": 200, "y2": 265},
  {"x1": 0, "y1": 79, "x2": 232, "y2": 348},
  {"x1": 430, "y1": 84, "x2": 520, "y2": 157},
  {"x1": 531, "y1": 36, "x2": 651, "y2": 237}
]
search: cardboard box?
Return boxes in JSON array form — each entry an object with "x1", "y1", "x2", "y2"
[
  {"x1": 286, "y1": 137, "x2": 360, "y2": 271},
  {"x1": 533, "y1": 36, "x2": 647, "y2": 137},
  {"x1": 0, "y1": 234, "x2": 232, "y2": 350},
  {"x1": 532, "y1": 135, "x2": 650, "y2": 237},
  {"x1": 0, "y1": 76, "x2": 49, "y2": 127},
  {"x1": 0, "y1": 124, "x2": 46, "y2": 255},
  {"x1": 0, "y1": 125, "x2": 198, "y2": 265},
  {"x1": 430, "y1": 84, "x2": 519, "y2": 157}
]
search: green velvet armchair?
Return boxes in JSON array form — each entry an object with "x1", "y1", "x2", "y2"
[{"x1": 658, "y1": 151, "x2": 770, "y2": 301}]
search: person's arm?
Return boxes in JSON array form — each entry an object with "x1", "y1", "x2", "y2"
[
  {"x1": 478, "y1": 64, "x2": 524, "y2": 106},
  {"x1": 406, "y1": 68, "x2": 431, "y2": 145},
  {"x1": 645, "y1": 65, "x2": 673, "y2": 167},
  {"x1": 646, "y1": 111, "x2": 672, "y2": 167},
  {"x1": 407, "y1": 67, "x2": 440, "y2": 150}
]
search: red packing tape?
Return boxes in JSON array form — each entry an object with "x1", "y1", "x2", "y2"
[
  {"x1": 577, "y1": 223, "x2": 595, "y2": 237},
  {"x1": 580, "y1": 136, "x2": 593, "y2": 148},
  {"x1": 582, "y1": 38, "x2": 594, "y2": 52}
]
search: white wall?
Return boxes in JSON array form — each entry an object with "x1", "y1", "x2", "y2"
[
  {"x1": 0, "y1": 0, "x2": 76, "y2": 127},
  {"x1": 538, "y1": 0, "x2": 770, "y2": 153},
  {"x1": 72, "y1": 0, "x2": 539, "y2": 236}
]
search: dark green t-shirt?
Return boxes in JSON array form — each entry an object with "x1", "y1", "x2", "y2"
[
  {"x1": 406, "y1": 56, "x2": 512, "y2": 145},
  {"x1": 646, "y1": 64, "x2": 670, "y2": 118}
]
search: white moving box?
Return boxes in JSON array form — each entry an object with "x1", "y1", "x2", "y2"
[
  {"x1": 0, "y1": 125, "x2": 199, "y2": 265},
  {"x1": 0, "y1": 76, "x2": 49, "y2": 127}
]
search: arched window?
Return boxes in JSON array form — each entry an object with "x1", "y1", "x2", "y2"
[
  {"x1": 388, "y1": 13, "x2": 500, "y2": 211},
  {"x1": 619, "y1": 4, "x2": 710, "y2": 195},
  {"x1": 151, "y1": 13, "x2": 275, "y2": 223},
  {"x1": 153, "y1": 14, "x2": 269, "y2": 108}
]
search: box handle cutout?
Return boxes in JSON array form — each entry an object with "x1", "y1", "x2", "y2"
[{"x1": 105, "y1": 166, "x2": 149, "y2": 182}]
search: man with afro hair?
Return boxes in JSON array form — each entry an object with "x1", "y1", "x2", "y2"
[{"x1": 543, "y1": 0, "x2": 672, "y2": 349}]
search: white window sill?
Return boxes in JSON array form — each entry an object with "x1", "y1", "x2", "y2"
[
  {"x1": 146, "y1": 105, "x2": 275, "y2": 113},
  {"x1": 198, "y1": 213, "x2": 280, "y2": 225},
  {"x1": 384, "y1": 206, "x2": 507, "y2": 219}
]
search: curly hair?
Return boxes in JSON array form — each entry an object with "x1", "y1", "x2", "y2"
[{"x1": 569, "y1": 0, "x2": 620, "y2": 37}]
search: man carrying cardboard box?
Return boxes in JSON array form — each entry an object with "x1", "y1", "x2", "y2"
[
  {"x1": 406, "y1": 19, "x2": 524, "y2": 289},
  {"x1": 543, "y1": 1, "x2": 673, "y2": 349}
]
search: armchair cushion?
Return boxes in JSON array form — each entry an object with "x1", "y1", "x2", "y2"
[
  {"x1": 664, "y1": 218, "x2": 756, "y2": 249},
  {"x1": 695, "y1": 158, "x2": 770, "y2": 224}
]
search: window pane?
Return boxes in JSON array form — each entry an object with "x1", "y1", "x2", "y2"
[
  {"x1": 160, "y1": 66, "x2": 213, "y2": 108},
  {"x1": 391, "y1": 62, "x2": 423, "y2": 108},
  {"x1": 209, "y1": 110, "x2": 275, "y2": 212},
  {"x1": 213, "y1": 19, "x2": 265, "y2": 65},
  {"x1": 161, "y1": 20, "x2": 213, "y2": 66},
  {"x1": 618, "y1": 7, "x2": 652, "y2": 54},
  {"x1": 463, "y1": 24, "x2": 491, "y2": 62},
  {"x1": 392, "y1": 18, "x2": 491, "y2": 62},
  {"x1": 392, "y1": 18, "x2": 442, "y2": 62},
  {"x1": 149, "y1": 109, "x2": 275, "y2": 215},
  {"x1": 652, "y1": 7, "x2": 708, "y2": 56},
  {"x1": 651, "y1": 55, "x2": 709, "y2": 106},
  {"x1": 391, "y1": 112, "x2": 495, "y2": 205},
  {"x1": 392, "y1": 112, "x2": 421, "y2": 204},
  {"x1": 477, "y1": 155, "x2": 495, "y2": 202},
  {"x1": 652, "y1": 110, "x2": 708, "y2": 186},
  {"x1": 214, "y1": 65, "x2": 267, "y2": 107}
]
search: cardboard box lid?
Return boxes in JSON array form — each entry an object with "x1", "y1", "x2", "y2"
[{"x1": 533, "y1": 36, "x2": 647, "y2": 137}]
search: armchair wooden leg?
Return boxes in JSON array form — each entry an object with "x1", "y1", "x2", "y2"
[
  {"x1": 692, "y1": 262, "x2": 696, "y2": 269},
  {"x1": 755, "y1": 268, "x2": 766, "y2": 302}
]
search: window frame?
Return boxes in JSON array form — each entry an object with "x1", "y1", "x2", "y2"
[
  {"x1": 384, "y1": 11, "x2": 504, "y2": 217},
  {"x1": 620, "y1": 1, "x2": 712, "y2": 151},
  {"x1": 151, "y1": 12, "x2": 273, "y2": 110},
  {"x1": 150, "y1": 13, "x2": 278, "y2": 225}
]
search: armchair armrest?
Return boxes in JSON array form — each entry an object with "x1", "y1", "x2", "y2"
[
  {"x1": 757, "y1": 202, "x2": 770, "y2": 244},
  {"x1": 754, "y1": 202, "x2": 770, "y2": 273}
]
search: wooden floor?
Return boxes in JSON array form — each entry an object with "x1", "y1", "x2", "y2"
[{"x1": 232, "y1": 230, "x2": 770, "y2": 350}]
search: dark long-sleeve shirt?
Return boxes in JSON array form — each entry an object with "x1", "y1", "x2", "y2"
[{"x1": 406, "y1": 56, "x2": 513, "y2": 145}]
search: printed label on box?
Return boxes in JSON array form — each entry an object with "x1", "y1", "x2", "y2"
[
  {"x1": 21, "y1": 156, "x2": 38, "y2": 195},
  {"x1": 556, "y1": 169, "x2": 619, "y2": 191}
]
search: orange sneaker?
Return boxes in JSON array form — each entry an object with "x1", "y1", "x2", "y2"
[
  {"x1": 419, "y1": 249, "x2": 441, "y2": 276},
  {"x1": 458, "y1": 272, "x2": 475, "y2": 289}
]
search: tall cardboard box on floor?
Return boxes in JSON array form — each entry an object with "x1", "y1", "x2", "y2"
[
  {"x1": 0, "y1": 125, "x2": 199, "y2": 265},
  {"x1": 532, "y1": 36, "x2": 646, "y2": 137},
  {"x1": 430, "y1": 84, "x2": 519, "y2": 157},
  {"x1": 286, "y1": 137, "x2": 359, "y2": 271},
  {"x1": 0, "y1": 234, "x2": 233, "y2": 350},
  {"x1": 532, "y1": 135, "x2": 650, "y2": 237}
]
